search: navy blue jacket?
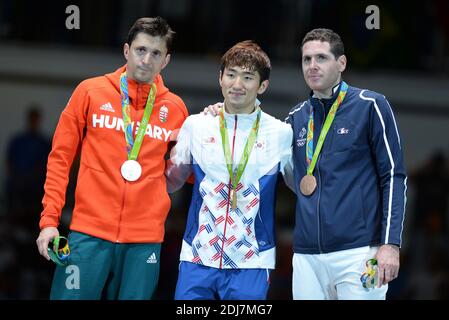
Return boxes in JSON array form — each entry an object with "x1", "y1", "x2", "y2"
[{"x1": 285, "y1": 82, "x2": 407, "y2": 254}]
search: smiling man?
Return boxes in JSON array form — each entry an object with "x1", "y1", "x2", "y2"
[
  {"x1": 165, "y1": 41, "x2": 293, "y2": 300},
  {"x1": 36, "y1": 17, "x2": 188, "y2": 299}
]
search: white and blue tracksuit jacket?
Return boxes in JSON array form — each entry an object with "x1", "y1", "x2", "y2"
[
  {"x1": 166, "y1": 109, "x2": 293, "y2": 269},
  {"x1": 286, "y1": 82, "x2": 407, "y2": 254}
]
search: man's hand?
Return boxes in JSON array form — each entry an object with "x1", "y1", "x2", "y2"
[
  {"x1": 375, "y1": 244, "x2": 400, "y2": 287},
  {"x1": 170, "y1": 128, "x2": 180, "y2": 142},
  {"x1": 36, "y1": 227, "x2": 59, "y2": 260},
  {"x1": 202, "y1": 102, "x2": 223, "y2": 116}
]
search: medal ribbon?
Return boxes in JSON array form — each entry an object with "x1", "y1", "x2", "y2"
[
  {"x1": 120, "y1": 72, "x2": 157, "y2": 160},
  {"x1": 47, "y1": 236, "x2": 70, "y2": 267},
  {"x1": 306, "y1": 81, "x2": 348, "y2": 175},
  {"x1": 360, "y1": 258, "x2": 378, "y2": 289},
  {"x1": 219, "y1": 108, "x2": 261, "y2": 205}
]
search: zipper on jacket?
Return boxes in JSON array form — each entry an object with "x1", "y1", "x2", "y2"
[
  {"x1": 317, "y1": 155, "x2": 323, "y2": 253},
  {"x1": 316, "y1": 101, "x2": 325, "y2": 253},
  {"x1": 219, "y1": 114, "x2": 238, "y2": 269},
  {"x1": 116, "y1": 182, "x2": 128, "y2": 242},
  {"x1": 116, "y1": 84, "x2": 143, "y2": 242},
  {"x1": 135, "y1": 84, "x2": 141, "y2": 120}
]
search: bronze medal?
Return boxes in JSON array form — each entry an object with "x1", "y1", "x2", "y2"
[{"x1": 300, "y1": 175, "x2": 317, "y2": 196}]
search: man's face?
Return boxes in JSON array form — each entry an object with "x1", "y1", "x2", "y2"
[
  {"x1": 124, "y1": 32, "x2": 170, "y2": 83},
  {"x1": 219, "y1": 66, "x2": 268, "y2": 113},
  {"x1": 302, "y1": 40, "x2": 346, "y2": 96}
]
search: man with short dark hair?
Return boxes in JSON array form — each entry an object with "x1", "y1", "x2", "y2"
[
  {"x1": 166, "y1": 41, "x2": 292, "y2": 300},
  {"x1": 286, "y1": 28, "x2": 407, "y2": 299},
  {"x1": 36, "y1": 17, "x2": 188, "y2": 299}
]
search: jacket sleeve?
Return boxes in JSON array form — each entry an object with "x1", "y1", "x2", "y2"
[
  {"x1": 368, "y1": 93, "x2": 407, "y2": 247},
  {"x1": 39, "y1": 81, "x2": 89, "y2": 229},
  {"x1": 165, "y1": 116, "x2": 193, "y2": 193},
  {"x1": 280, "y1": 125, "x2": 296, "y2": 193}
]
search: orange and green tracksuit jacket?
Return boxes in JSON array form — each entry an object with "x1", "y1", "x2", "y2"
[{"x1": 39, "y1": 65, "x2": 188, "y2": 243}]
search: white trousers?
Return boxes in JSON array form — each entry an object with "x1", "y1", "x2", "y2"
[{"x1": 292, "y1": 246, "x2": 388, "y2": 300}]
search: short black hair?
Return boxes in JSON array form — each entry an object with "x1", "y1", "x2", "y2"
[
  {"x1": 126, "y1": 17, "x2": 175, "y2": 54},
  {"x1": 220, "y1": 40, "x2": 271, "y2": 83},
  {"x1": 301, "y1": 28, "x2": 345, "y2": 59}
]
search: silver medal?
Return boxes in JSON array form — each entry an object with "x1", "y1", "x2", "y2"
[{"x1": 120, "y1": 160, "x2": 142, "y2": 182}]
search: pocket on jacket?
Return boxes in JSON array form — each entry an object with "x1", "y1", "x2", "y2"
[
  {"x1": 323, "y1": 185, "x2": 368, "y2": 247},
  {"x1": 255, "y1": 212, "x2": 274, "y2": 251},
  {"x1": 184, "y1": 196, "x2": 202, "y2": 243},
  {"x1": 80, "y1": 161, "x2": 104, "y2": 174}
]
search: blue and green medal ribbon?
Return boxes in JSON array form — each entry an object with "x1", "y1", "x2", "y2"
[
  {"x1": 120, "y1": 72, "x2": 157, "y2": 160},
  {"x1": 305, "y1": 82, "x2": 349, "y2": 175},
  {"x1": 360, "y1": 258, "x2": 378, "y2": 289},
  {"x1": 47, "y1": 236, "x2": 70, "y2": 267}
]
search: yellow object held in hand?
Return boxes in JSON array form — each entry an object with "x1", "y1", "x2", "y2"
[{"x1": 360, "y1": 258, "x2": 378, "y2": 289}]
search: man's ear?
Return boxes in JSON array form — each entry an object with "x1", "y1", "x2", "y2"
[
  {"x1": 257, "y1": 80, "x2": 269, "y2": 95},
  {"x1": 123, "y1": 43, "x2": 130, "y2": 61},
  {"x1": 161, "y1": 54, "x2": 171, "y2": 71},
  {"x1": 219, "y1": 70, "x2": 223, "y2": 87},
  {"x1": 337, "y1": 54, "x2": 347, "y2": 73}
]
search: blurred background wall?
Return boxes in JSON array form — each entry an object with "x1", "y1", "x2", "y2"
[{"x1": 0, "y1": 0, "x2": 448, "y2": 299}]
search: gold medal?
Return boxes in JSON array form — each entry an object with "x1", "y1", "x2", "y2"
[
  {"x1": 231, "y1": 189, "x2": 237, "y2": 210},
  {"x1": 300, "y1": 175, "x2": 317, "y2": 196}
]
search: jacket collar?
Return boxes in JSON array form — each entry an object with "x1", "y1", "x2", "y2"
[
  {"x1": 223, "y1": 104, "x2": 260, "y2": 119},
  {"x1": 105, "y1": 65, "x2": 169, "y2": 109},
  {"x1": 308, "y1": 81, "x2": 342, "y2": 111}
]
